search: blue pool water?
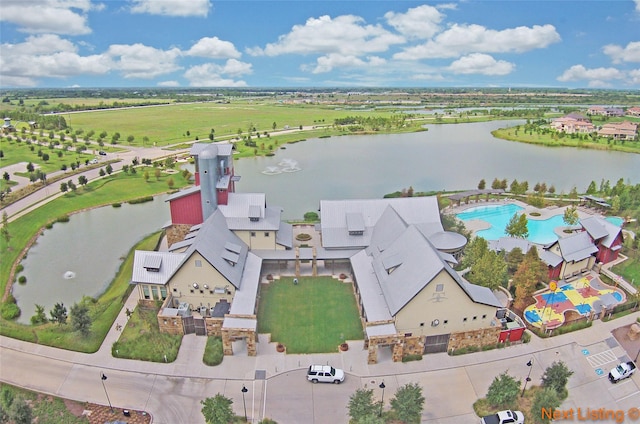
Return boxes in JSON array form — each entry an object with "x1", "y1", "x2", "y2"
[{"x1": 456, "y1": 204, "x2": 622, "y2": 245}]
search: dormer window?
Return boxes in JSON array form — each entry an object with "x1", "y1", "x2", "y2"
[
  {"x1": 346, "y1": 212, "x2": 365, "y2": 236},
  {"x1": 382, "y1": 254, "x2": 402, "y2": 275},
  {"x1": 143, "y1": 255, "x2": 162, "y2": 272}
]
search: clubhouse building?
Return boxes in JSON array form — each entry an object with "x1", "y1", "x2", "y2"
[{"x1": 131, "y1": 143, "x2": 525, "y2": 363}]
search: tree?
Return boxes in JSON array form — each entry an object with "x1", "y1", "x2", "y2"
[
  {"x1": 513, "y1": 247, "x2": 547, "y2": 310},
  {"x1": 461, "y1": 236, "x2": 489, "y2": 270},
  {"x1": 467, "y1": 250, "x2": 507, "y2": 290},
  {"x1": 586, "y1": 180, "x2": 597, "y2": 194},
  {"x1": 49, "y1": 302, "x2": 68, "y2": 324},
  {"x1": 201, "y1": 394, "x2": 234, "y2": 424},
  {"x1": 30, "y1": 304, "x2": 48, "y2": 325},
  {"x1": 478, "y1": 179, "x2": 486, "y2": 190},
  {"x1": 272, "y1": 121, "x2": 277, "y2": 131},
  {"x1": 60, "y1": 182, "x2": 68, "y2": 193},
  {"x1": 486, "y1": 372, "x2": 520, "y2": 407},
  {"x1": 78, "y1": 175, "x2": 88, "y2": 186},
  {"x1": 542, "y1": 361, "x2": 573, "y2": 398},
  {"x1": 26, "y1": 162, "x2": 34, "y2": 173},
  {"x1": 105, "y1": 164, "x2": 113, "y2": 175},
  {"x1": 2, "y1": 171, "x2": 9, "y2": 181},
  {"x1": 155, "y1": 168, "x2": 162, "y2": 181},
  {"x1": 348, "y1": 388, "x2": 380, "y2": 423},
  {"x1": 167, "y1": 177, "x2": 175, "y2": 189},
  {"x1": 390, "y1": 383, "x2": 424, "y2": 424},
  {"x1": 531, "y1": 387, "x2": 561, "y2": 424},
  {"x1": 143, "y1": 170, "x2": 150, "y2": 183},
  {"x1": 504, "y1": 247, "x2": 524, "y2": 274},
  {"x1": 491, "y1": 178, "x2": 501, "y2": 189},
  {"x1": 505, "y1": 213, "x2": 529, "y2": 239},
  {"x1": 67, "y1": 180, "x2": 76, "y2": 191},
  {"x1": 562, "y1": 206, "x2": 579, "y2": 226},
  {"x1": 1, "y1": 211, "x2": 10, "y2": 245},
  {"x1": 70, "y1": 302, "x2": 91, "y2": 336}
]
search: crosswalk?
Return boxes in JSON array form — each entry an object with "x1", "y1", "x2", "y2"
[{"x1": 586, "y1": 349, "x2": 618, "y2": 368}]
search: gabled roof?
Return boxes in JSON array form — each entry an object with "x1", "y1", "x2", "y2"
[
  {"x1": 320, "y1": 197, "x2": 442, "y2": 249},
  {"x1": 580, "y1": 216, "x2": 622, "y2": 248},
  {"x1": 190, "y1": 142, "x2": 234, "y2": 157},
  {"x1": 171, "y1": 210, "x2": 249, "y2": 289},
  {"x1": 132, "y1": 250, "x2": 185, "y2": 285},
  {"x1": 166, "y1": 184, "x2": 200, "y2": 202},
  {"x1": 488, "y1": 237, "x2": 562, "y2": 267},
  {"x1": 218, "y1": 193, "x2": 282, "y2": 231},
  {"x1": 556, "y1": 231, "x2": 598, "y2": 263}
]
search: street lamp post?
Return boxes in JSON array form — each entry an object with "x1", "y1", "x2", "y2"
[
  {"x1": 521, "y1": 359, "x2": 533, "y2": 397},
  {"x1": 241, "y1": 385, "x2": 248, "y2": 422},
  {"x1": 378, "y1": 381, "x2": 386, "y2": 417},
  {"x1": 100, "y1": 372, "x2": 114, "y2": 412}
]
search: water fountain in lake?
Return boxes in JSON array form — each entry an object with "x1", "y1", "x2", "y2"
[
  {"x1": 63, "y1": 271, "x2": 76, "y2": 279},
  {"x1": 261, "y1": 159, "x2": 301, "y2": 175}
]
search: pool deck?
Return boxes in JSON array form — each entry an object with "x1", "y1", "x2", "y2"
[{"x1": 444, "y1": 197, "x2": 602, "y2": 240}]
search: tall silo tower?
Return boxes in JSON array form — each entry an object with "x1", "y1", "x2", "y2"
[{"x1": 198, "y1": 144, "x2": 219, "y2": 220}]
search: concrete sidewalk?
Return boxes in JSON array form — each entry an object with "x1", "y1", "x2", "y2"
[{"x1": 2, "y1": 306, "x2": 639, "y2": 382}]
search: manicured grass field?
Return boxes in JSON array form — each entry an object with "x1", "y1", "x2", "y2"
[
  {"x1": 65, "y1": 101, "x2": 401, "y2": 147},
  {"x1": 612, "y1": 257, "x2": 640, "y2": 288},
  {"x1": 257, "y1": 277, "x2": 363, "y2": 353},
  {"x1": 112, "y1": 304, "x2": 182, "y2": 362},
  {"x1": 0, "y1": 136, "x2": 97, "y2": 172}
]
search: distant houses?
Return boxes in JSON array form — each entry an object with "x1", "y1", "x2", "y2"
[{"x1": 550, "y1": 106, "x2": 638, "y2": 141}]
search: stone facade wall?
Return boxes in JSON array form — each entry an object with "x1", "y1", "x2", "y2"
[
  {"x1": 447, "y1": 326, "x2": 502, "y2": 352},
  {"x1": 403, "y1": 335, "x2": 424, "y2": 356},
  {"x1": 166, "y1": 224, "x2": 192, "y2": 247},
  {"x1": 205, "y1": 317, "x2": 224, "y2": 337},
  {"x1": 366, "y1": 334, "x2": 404, "y2": 364},
  {"x1": 222, "y1": 328, "x2": 257, "y2": 356},
  {"x1": 157, "y1": 314, "x2": 184, "y2": 335}
]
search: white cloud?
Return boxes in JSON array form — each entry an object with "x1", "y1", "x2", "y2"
[
  {"x1": 158, "y1": 80, "x2": 180, "y2": 87},
  {"x1": 635, "y1": 0, "x2": 640, "y2": 12},
  {"x1": 249, "y1": 14, "x2": 405, "y2": 57},
  {"x1": 106, "y1": 43, "x2": 182, "y2": 78},
  {"x1": 628, "y1": 69, "x2": 640, "y2": 85},
  {"x1": 0, "y1": 0, "x2": 95, "y2": 35},
  {"x1": 448, "y1": 53, "x2": 515, "y2": 75},
  {"x1": 129, "y1": 0, "x2": 210, "y2": 17},
  {"x1": 0, "y1": 34, "x2": 110, "y2": 86},
  {"x1": 308, "y1": 54, "x2": 386, "y2": 74},
  {"x1": 384, "y1": 4, "x2": 444, "y2": 39},
  {"x1": 394, "y1": 23, "x2": 560, "y2": 60},
  {"x1": 186, "y1": 37, "x2": 241, "y2": 59},
  {"x1": 603, "y1": 41, "x2": 640, "y2": 64},
  {"x1": 183, "y1": 59, "x2": 252, "y2": 87},
  {"x1": 557, "y1": 64, "x2": 626, "y2": 87}
]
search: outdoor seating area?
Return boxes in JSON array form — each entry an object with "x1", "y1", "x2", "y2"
[{"x1": 523, "y1": 275, "x2": 626, "y2": 329}]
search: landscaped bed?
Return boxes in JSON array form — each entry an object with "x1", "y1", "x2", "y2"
[{"x1": 257, "y1": 276, "x2": 363, "y2": 353}]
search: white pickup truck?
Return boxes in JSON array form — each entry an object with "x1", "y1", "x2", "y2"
[
  {"x1": 481, "y1": 410, "x2": 525, "y2": 424},
  {"x1": 609, "y1": 361, "x2": 636, "y2": 383}
]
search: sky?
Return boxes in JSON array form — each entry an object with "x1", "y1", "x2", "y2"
[{"x1": 1, "y1": 0, "x2": 639, "y2": 89}]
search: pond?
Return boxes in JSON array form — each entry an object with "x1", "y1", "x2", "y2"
[
  {"x1": 12, "y1": 196, "x2": 169, "y2": 324},
  {"x1": 234, "y1": 120, "x2": 640, "y2": 220}
]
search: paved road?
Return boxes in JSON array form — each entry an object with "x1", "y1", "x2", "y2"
[{"x1": 2, "y1": 293, "x2": 639, "y2": 423}]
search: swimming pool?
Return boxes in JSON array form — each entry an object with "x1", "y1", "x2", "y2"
[{"x1": 455, "y1": 204, "x2": 622, "y2": 245}]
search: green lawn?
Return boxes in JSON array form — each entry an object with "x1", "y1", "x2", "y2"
[
  {"x1": 612, "y1": 257, "x2": 640, "y2": 287},
  {"x1": 257, "y1": 277, "x2": 363, "y2": 353}
]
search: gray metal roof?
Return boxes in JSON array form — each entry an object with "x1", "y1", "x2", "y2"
[
  {"x1": 556, "y1": 231, "x2": 598, "y2": 262},
  {"x1": 320, "y1": 197, "x2": 442, "y2": 249},
  {"x1": 229, "y1": 253, "x2": 262, "y2": 315},
  {"x1": 365, "y1": 323, "x2": 398, "y2": 338},
  {"x1": 427, "y1": 231, "x2": 467, "y2": 251},
  {"x1": 166, "y1": 184, "x2": 200, "y2": 202},
  {"x1": 132, "y1": 250, "x2": 185, "y2": 285},
  {"x1": 351, "y1": 250, "x2": 393, "y2": 322},
  {"x1": 218, "y1": 193, "x2": 282, "y2": 231},
  {"x1": 168, "y1": 238, "x2": 194, "y2": 252},
  {"x1": 190, "y1": 142, "x2": 234, "y2": 157},
  {"x1": 222, "y1": 316, "x2": 257, "y2": 330},
  {"x1": 171, "y1": 209, "x2": 249, "y2": 289},
  {"x1": 448, "y1": 189, "x2": 504, "y2": 201},
  {"x1": 581, "y1": 216, "x2": 621, "y2": 248},
  {"x1": 276, "y1": 221, "x2": 293, "y2": 249}
]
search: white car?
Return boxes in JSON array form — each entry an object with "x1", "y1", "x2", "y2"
[
  {"x1": 307, "y1": 365, "x2": 345, "y2": 384},
  {"x1": 89, "y1": 158, "x2": 98, "y2": 164}
]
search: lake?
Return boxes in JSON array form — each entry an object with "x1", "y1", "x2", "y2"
[{"x1": 234, "y1": 120, "x2": 640, "y2": 220}]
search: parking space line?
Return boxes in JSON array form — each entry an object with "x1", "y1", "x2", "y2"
[{"x1": 586, "y1": 350, "x2": 618, "y2": 368}]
